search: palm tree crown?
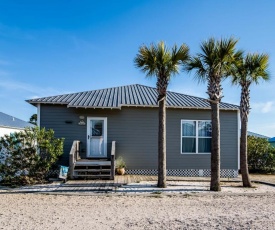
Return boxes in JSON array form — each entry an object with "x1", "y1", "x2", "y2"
[
  {"x1": 134, "y1": 41, "x2": 189, "y2": 101},
  {"x1": 185, "y1": 37, "x2": 241, "y2": 102},
  {"x1": 232, "y1": 53, "x2": 270, "y2": 121}
]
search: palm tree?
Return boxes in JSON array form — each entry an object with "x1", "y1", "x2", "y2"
[
  {"x1": 232, "y1": 53, "x2": 270, "y2": 187},
  {"x1": 185, "y1": 37, "x2": 240, "y2": 191},
  {"x1": 134, "y1": 41, "x2": 189, "y2": 188}
]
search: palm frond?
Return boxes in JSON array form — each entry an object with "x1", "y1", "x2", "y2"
[
  {"x1": 185, "y1": 56, "x2": 208, "y2": 83},
  {"x1": 134, "y1": 41, "x2": 190, "y2": 81},
  {"x1": 231, "y1": 52, "x2": 270, "y2": 86}
]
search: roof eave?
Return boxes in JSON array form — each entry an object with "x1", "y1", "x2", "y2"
[
  {"x1": 26, "y1": 101, "x2": 239, "y2": 111},
  {"x1": 67, "y1": 105, "x2": 121, "y2": 110},
  {"x1": 0, "y1": 125, "x2": 26, "y2": 130}
]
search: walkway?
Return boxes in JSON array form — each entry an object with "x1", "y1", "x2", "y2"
[{"x1": 1, "y1": 174, "x2": 275, "y2": 195}]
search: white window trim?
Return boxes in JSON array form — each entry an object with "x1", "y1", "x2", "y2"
[{"x1": 180, "y1": 119, "x2": 211, "y2": 154}]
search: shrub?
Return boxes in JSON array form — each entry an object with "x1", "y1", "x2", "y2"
[
  {"x1": 115, "y1": 156, "x2": 126, "y2": 169},
  {"x1": 247, "y1": 136, "x2": 275, "y2": 173},
  {"x1": 0, "y1": 127, "x2": 64, "y2": 186}
]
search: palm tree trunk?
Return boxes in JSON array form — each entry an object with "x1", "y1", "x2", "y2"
[
  {"x1": 240, "y1": 83, "x2": 252, "y2": 187},
  {"x1": 210, "y1": 102, "x2": 221, "y2": 191},
  {"x1": 157, "y1": 97, "x2": 167, "y2": 188},
  {"x1": 240, "y1": 114, "x2": 252, "y2": 187},
  {"x1": 240, "y1": 119, "x2": 252, "y2": 187}
]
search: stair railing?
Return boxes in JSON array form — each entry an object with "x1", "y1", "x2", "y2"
[
  {"x1": 69, "y1": 140, "x2": 80, "y2": 179},
  {"x1": 110, "y1": 141, "x2": 116, "y2": 180}
]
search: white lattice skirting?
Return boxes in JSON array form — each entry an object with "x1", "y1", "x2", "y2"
[{"x1": 126, "y1": 169, "x2": 238, "y2": 178}]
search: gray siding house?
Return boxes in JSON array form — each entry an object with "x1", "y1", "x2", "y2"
[{"x1": 27, "y1": 84, "x2": 240, "y2": 178}]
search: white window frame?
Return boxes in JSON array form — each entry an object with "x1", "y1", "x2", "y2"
[{"x1": 181, "y1": 119, "x2": 212, "y2": 154}]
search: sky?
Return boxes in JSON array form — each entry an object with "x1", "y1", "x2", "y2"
[{"x1": 0, "y1": 0, "x2": 275, "y2": 137}]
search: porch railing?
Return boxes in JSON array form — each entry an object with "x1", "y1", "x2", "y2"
[
  {"x1": 110, "y1": 141, "x2": 116, "y2": 180},
  {"x1": 69, "y1": 140, "x2": 80, "y2": 179}
]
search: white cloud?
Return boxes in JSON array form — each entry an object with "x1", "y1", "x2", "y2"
[
  {"x1": 252, "y1": 101, "x2": 275, "y2": 114},
  {"x1": 0, "y1": 23, "x2": 35, "y2": 41},
  {"x1": 0, "y1": 59, "x2": 11, "y2": 66},
  {"x1": 0, "y1": 79, "x2": 67, "y2": 98},
  {"x1": 251, "y1": 123, "x2": 275, "y2": 138},
  {"x1": 262, "y1": 102, "x2": 273, "y2": 113},
  {"x1": 70, "y1": 36, "x2": 97, "y2": 51},
  {"x1": 0, "y1": 70, "x2": 11, "y2": 76}
]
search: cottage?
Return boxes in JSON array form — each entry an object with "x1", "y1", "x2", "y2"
[
  {"x1": 27, "y1": 84, "x2": 240, "y2": 178},
  {"x1": 0, "y1": 112, "x2": 34, "y2": 137}
]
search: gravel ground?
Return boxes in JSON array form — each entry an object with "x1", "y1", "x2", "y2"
[
  {"x1": 1, "y1": 175, "x2": 275, "y2": 229},
  {"x1": 1, "y1": 192, "x2": 275, "y2": 230}
]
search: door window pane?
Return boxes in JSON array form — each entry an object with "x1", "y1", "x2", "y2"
[{"x1": 92, "y1": 120, "x2": 103, "y2": 136}]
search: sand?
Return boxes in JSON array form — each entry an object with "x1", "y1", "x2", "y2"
[{"x1": 1, "y1": 188, "x2": 275, "y2": 229}]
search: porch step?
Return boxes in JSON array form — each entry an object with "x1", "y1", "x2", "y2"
[
  {"x1": 72, "y1": 159, "x2": 112, "y2": 179},
  {"x1": 74, "y1": 169, "x2": 111, "y2": 172},
  {"x1": 74, "y1": 171, "x2": 111, "y2": 178},
  {"x1": 75, "y1": 160, "x2": 111, "y2": 166},
  {"x1": 75, "y1": 174, "x2": 111, "y2": 178}
]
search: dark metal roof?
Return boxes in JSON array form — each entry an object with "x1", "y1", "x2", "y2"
[
  {"x1": 0, "y1": 112, "x2": 35, "y2": 129},
  {"x1": 26, "y1": 84, "x2": 239, "y2": 110}
]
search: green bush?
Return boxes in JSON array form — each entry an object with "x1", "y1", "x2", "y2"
[
  {"x1": 248, "y1": 136, "x2": 275, "y2": 173},
  {"x1": 0, "y1": 127, "x2": 64, "y2": 186}
]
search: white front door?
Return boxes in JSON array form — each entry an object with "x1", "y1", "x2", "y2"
[{"x1": 87, "y1": 117, "x2": 107, "y2": 158}]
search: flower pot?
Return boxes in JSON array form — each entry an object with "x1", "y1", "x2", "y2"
[{"x1": 116, "y1": 168, "x2": 125, "y2": 175}]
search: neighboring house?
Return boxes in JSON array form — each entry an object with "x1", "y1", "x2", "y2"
[
  {"x1": 247, "y1": 131, "x2": 270, "y2": 139},
  {"x1": 0, "y1": 112, "x2": 34, "y2": 137},
  {"x1": 247, "y1": 131, "x2": 275, "y2": 147},
  {"x1": 27, "y1": 84, "x2": 240, "y2": 178},
  {"x1": 269, "y1": 137, "x2": 275, "y2": 147}
]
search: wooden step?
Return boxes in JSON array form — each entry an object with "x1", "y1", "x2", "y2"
[
  {"x1": 75, "y1": 171, "x2": 111, "y2": 175},
  {"x1": 75, "y1": 160, "x2": 111, "y2": 166},
  {"x1": 74, "y1": 169, "x2": 111, "y2": 172},
  {"x1": 74, "y1": 174, "x2": 111, "y2": 178},
  {"x1": 72, "y1": 158, "x2": 113, "y2": 179}
]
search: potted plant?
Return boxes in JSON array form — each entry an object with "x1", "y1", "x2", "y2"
[{"x1": 116, "y1": 156, "x2": 126, "y2": 175}]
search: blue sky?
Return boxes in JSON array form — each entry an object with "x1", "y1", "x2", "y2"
[{"x1": 0, "y1": 0, "x2": 274, "y2": 136}]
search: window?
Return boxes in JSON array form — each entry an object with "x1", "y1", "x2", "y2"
[{"x1": 181, "y1": 120, "x2": 212, "y2": 154}]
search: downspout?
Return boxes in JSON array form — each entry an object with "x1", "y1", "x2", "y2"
[{"x1": 37, "y1": 103, "x2": 41, "y2": 127}]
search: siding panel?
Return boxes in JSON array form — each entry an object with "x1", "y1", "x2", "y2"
[{"x1": 40, "y1": 105, "x2": 238, "y2": 170}]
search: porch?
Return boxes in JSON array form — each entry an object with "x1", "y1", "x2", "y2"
[{"x1": 69, "y1": 140, "x2": 116, "y2": 180}]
